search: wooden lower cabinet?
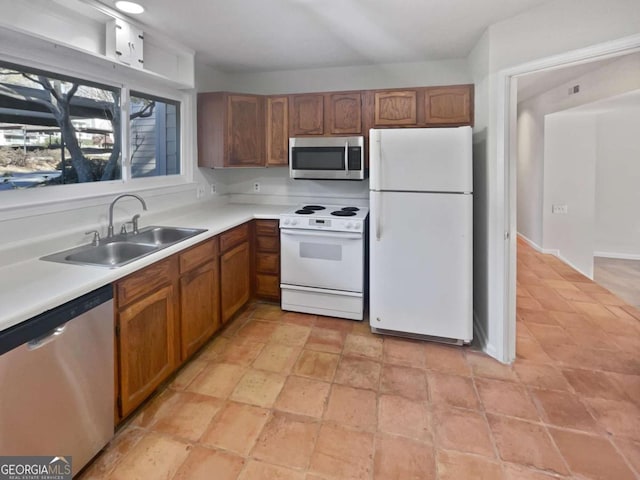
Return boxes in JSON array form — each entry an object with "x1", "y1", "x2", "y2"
[
  {"x1": 253, "y1": 220, "x2": 280, "y2": 302},
  {"x1": 221, "y1": 241, "x2": 251, "y2": 323},
  {"x1": 180, "y1": 260, "x2": 219, "y2": 360},
  {"x1": 117, "y1": 284, "x2": 177, "y2": 418}
]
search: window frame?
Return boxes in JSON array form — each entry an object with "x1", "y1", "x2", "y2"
[{"x1": 0, "y1": 49, "x2": 193, "y2": 216}]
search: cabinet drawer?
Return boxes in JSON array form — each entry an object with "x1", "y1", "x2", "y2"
[
  {"x1": 256, "y1": 252, "x2": 279, "y2": 274},
  {"x1": 256, "y1": 235, "x2": 279, "y2": 253},
  {"x1": 255, "y1": 220, "x2": 279, "y2": 236},
  {"x1": 220, "y1": 223, "x2": 249, "y2": 252},
  {"x1": 116, "y1": 257, "x2": 175, "y2": 307},
  {"x1": 179, "y1": 238, "x2": 218, "y2": 274},
  {"x1": 256, "y1": 274, "x2": 280, "y2": 299}
]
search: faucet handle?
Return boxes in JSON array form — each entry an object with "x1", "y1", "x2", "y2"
[
  {"x1": 120, "y1": 223, "x2": 129, "y2": 235},
  {"x1": 131, "y1": 214, "x2": 141, "y2": 235},
  {"x1": 85, "y1": 230, "x2": 101, "y2": 246}
]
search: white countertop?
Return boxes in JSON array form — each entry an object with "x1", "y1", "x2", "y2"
[{"x1": 0, "y1": 202, "x2": 290, "y2": 333}]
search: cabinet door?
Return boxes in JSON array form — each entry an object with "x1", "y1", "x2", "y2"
[
  {"x1": 424, "y1": 86, "x2": 472, "y2": 125},
  {"x1": 117, "y1": 285, "x2": 177, "y2": 418},
  {"x1": 256, "y1": 274, "x2": 280, "y2": 300},
  {"x1": 290, "y1": 94, "x2": 324, "y2": 135},
  {"x1": 227, "y1": 95, "x2": 264, "y2": 166},
  {"x1": 374, "y1": 90, "x2": 417, "y2": 126},
  {"x1": 327, "y1": 92, "x2": 362, "y2": 134},
  {"x1": 180, "y1": 261, "x2": 219, "y2": 361},
  {"x1": 220, "y1": 241, "x2": 251, "y2": 323},
  {"x1": 266, "y1": 96, "x2": 289, "y2": 166}
]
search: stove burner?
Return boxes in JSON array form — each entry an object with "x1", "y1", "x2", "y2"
[
  {"x1": 341, "y1": 207, "x2": 360, "y2": 212},
  {"x1": 331, "y1": 210, "x2": 356, "y2": 217},
  {"x1": 302, "y1": 205, "x2": 326, "y2": 210},
  {"x1": 295, "y1": 209, "x2": 315, "y2": 214}
]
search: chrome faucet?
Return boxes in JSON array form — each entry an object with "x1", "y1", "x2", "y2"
[{"x1": 107, "y1": 194, "x2": 147, "y2": 237}]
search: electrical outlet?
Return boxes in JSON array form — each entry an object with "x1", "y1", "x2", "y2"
[
  {"x1": 211, "y1": 184, "x2": 216, "y2": 194},
  {"x1": 253, "y1": 182, "x2": 260, "y2": 193},
  {"x1": 552, "y1": 204, "x2": 568, "y2": 214},
  {"x1": 196, "y1": 184, "x2": 205, "y2": 199}
]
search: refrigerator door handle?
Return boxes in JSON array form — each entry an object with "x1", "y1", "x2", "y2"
[
  {"x1": 374, "y1": 134, "x2": 382, "y2": 190},
  {"x1": 374, "y1": 194, "x2": 382, "y2": 240}
]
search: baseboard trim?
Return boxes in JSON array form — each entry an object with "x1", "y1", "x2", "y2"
[
  {"x1": 517, "y1": 233, "x2": 558, "y2": 255},
  {"x1": 594, "y1": 251, "x2": 640, "y2": 261}
]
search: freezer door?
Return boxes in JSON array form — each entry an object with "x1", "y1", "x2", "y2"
[
  {"x1": 369, "y1": 127, "x2": 472, "y2": 193},
  {"x1": 369, "y1": 191, "x2": 473, "y2": 341}
]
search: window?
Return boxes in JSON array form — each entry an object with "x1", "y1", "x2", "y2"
[
  {"x1": 0, "y1": 62, "x2": 182, "y2": 192},
  {"x1": 0, "y1": 62, "x2": 120, "y2": 190},
  {"x1": 129, "y1": 92, "x2": 180, "y2": 178}
]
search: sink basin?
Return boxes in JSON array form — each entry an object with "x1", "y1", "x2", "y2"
[
  {"x1": 128, "y1": 226, "x2": 207, "y2": 246},
  {"x1": 41, "y1": 225, "x2": 208, "y2": 268},
  {"x1": 64, "y1": 242, "x2": 159, "y2": 267}
]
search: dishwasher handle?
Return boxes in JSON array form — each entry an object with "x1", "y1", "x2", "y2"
[{"x1": 27, "y1": 324, "x2": 67, "y2": 350}]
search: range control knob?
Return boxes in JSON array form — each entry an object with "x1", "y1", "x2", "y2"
[
  {"x1": 291, "y1": 219, "x2": 298, "y2": 226},
  {"x1": 354, "y1": 222, "x2": 361, "y2": 230},
  {"x1": 283, "y1": 218, "x2": 290, "y2": 225},
  {"x1": 346, "y1": 222, "x2": 354, "y2": 229}
]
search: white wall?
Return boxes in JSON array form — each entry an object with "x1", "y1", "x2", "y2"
[
  {"x1": 219, "y1": 59, "x2": 470, "y2": 94},
  {"x1": 516, "y1": 108, "x2": 544, "y2": 244},
  {"x1": 542, "y1": 113, "x2": 597, "y2": 277},
  {"x1": 469, "y1": 0, "x2": 640, "y2": 362},
  {"x1": 594, "y1": 107, "x2": 640, "y2": 258},
  {"x1": 467, "y1": 29, "x2": 494, "y2": 353},
  {"x1": 517, "y1": 53, "x2": 640, "y2": 247}
]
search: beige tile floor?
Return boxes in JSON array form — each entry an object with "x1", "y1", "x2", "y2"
[{"x1": 80, "y1": 239, "x2": 640, "y2": 479}]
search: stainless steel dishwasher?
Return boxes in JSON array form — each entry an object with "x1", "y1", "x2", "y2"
[{"x1": 0, "y1": 285, "x2": 114, "y2": 476}]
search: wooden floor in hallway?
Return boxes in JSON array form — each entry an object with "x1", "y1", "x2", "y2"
[
  {"x1": 594, "y1": 256, "x2": 640, "y2": 309},
  {"x1": 79, "y1": 237, "x2": 640, "y2": 480}
]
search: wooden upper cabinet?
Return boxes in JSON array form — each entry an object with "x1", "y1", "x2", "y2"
[
  {"x1": 374, "y1": 90, "x2": 417, "y2": 126},
  {"x1": 326, "y1": 92, "x2": 362, "y2": 135},
  {"x1": 424, "y1": 85, "x2": 473, "y2": 125},
  {"x1": 266, "y1": 96, "x2": 289, "y2": 166},
  {"x1": 197, "y1": 92, "x2": 265, "y2": 168},
  {"x1": 227, "y1": 94, "x2": 264, "y2": 166},
  {"x1": 289, "y1": 94, "x2": 324, "y2": 135}
]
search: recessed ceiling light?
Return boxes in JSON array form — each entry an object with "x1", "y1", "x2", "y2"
[{"x1": 115, "y1": 1, "x2": 144, "y2": 14}]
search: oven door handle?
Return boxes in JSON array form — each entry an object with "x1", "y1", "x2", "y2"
[{"x1": 281, "y1": 229, "x2": 362, "y2": 240}]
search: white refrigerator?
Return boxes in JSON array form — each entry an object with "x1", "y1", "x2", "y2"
[{"x1": 369, "y1": 127, "x2": 473, "y2": 343}]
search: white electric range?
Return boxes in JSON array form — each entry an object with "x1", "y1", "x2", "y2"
[{"x1": 279, "y1": 204, "x2": 369, "y2": 320}]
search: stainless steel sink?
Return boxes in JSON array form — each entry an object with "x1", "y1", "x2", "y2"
[
  {"x1": 65, "y1": 242, "x2": 159, "y2": 267},
  {"x1": 41, "y1": 226, "x2": 207, "y2": 268},
  {"x1": 128, "y1": 226, "x2": 207, "y2": 246}
]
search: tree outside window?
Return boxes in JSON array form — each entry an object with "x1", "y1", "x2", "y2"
[{"x1": 0, "y1": 63, "x2": 181, "y2": 191}]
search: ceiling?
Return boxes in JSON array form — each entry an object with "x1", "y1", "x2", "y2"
[{"x1": 102, "y1": 0, "x2": 551, "y2": 73}]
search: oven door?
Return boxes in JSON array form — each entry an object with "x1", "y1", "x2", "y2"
[{"x1": 280, "y1": 228, "x2": 363, "y2": 293}]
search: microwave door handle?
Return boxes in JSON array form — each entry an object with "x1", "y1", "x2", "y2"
[{"x1": 344, "y1": 140, "x2": 349, "y2": 171}]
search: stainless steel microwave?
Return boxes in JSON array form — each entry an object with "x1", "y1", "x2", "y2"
[{"x1": 289, "y1": 136, "x2": 366, "y2": 180}]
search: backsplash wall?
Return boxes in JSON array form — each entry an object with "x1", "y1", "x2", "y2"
[{"x1": 207, "y1": 167, "x2": 369, "y2": 204}]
